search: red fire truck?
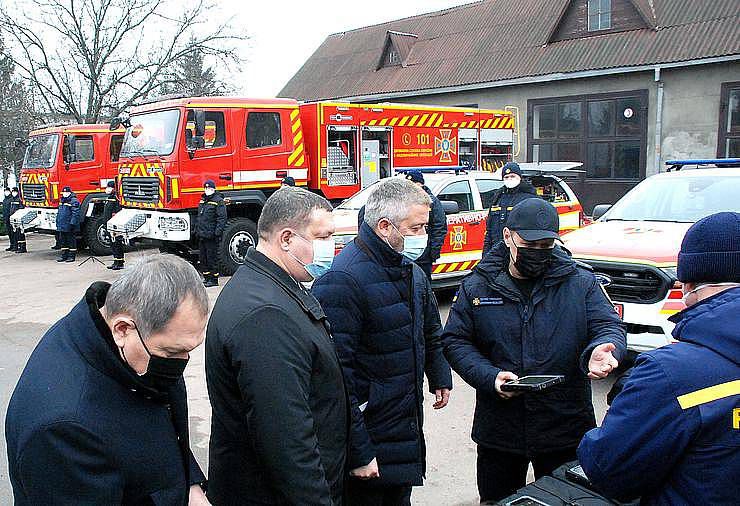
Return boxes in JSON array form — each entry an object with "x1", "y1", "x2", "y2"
[
  {"x1": 106, "y1": 97, "x2": 514, "y2": 274},
  {"x1": 12, "y1": 124, "x2": 125, "y2": 254}
]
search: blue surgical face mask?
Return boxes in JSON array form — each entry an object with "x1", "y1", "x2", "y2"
[
  {"x1": 293, "y1": 234, "x2": 335, "y2": 279},
  {"x1": 390, "y1": 222, "x2": 428, "y2": 261}
]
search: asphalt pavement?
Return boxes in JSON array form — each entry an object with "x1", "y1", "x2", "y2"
[{"x1": 0, "y1": 233, "x2": 613, "y2": 505}]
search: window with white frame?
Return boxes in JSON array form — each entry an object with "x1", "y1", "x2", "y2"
[{"x1": 588, "y1": 0, "x2": 612, "y2": 31}]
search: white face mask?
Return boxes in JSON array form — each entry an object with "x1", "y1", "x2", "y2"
[
  {"x1": 105, "y1": 187, "x2": 114, "y2": 194},
  {"x1": 389, "y1": 222, "x2": 428, "y2": 261},
  {"x1": 503, "y1": 176, "x2": 521, "y2": 189},
  {"x1": 62, "y1": 192, "x2": 70, "y2": 198},
  {"x1": 683, "y1": 282, "x2": 740, "y2": 305},
  {"x1": 204, "y1": 188, "x2": 215, "y2": 196}
]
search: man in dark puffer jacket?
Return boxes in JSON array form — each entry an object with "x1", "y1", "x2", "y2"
[{"x1": 313, "y1": 177, "x2": 452, "y2": 506}]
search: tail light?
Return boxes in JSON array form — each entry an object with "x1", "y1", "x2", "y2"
[{"x1": 660, "y1": 281, "x2": 686, "y2": 315}]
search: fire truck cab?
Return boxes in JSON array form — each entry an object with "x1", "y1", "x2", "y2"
[
  {"x1": 11, "y1": 124, "x2": 124, "y2": 254},
  {"x1": 107, "y1": 97, "x2": 515, "y2": 275}
]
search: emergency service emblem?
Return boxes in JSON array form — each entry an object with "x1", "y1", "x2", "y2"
[
  {"x1": 434, "y1": 129, "x2": 457, "y2": 163},
  {"x1": 450, "y1": 225, "x2": 467, "y2": 251}
]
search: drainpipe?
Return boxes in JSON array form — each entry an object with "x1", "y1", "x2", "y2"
[{"x1": 654, "y1": 67, "x2": 664, "y2": 173}]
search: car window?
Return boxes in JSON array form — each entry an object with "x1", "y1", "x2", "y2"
[
  {"x1": 476, "y1": 178, "x2": 504, "y2": 208},
  {"x1": 438, "y1": 180, "x2": 474, "y2": 212},
  {"x1": 530, "y1": 176, "x2": 570, "y2": 203}
]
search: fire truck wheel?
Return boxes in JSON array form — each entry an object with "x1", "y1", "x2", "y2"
[
  {"x1": 219, "y1": 217, "x2": 258, "y2": 276},
  {"x1": 84, "y1": 215, "x2": 113, "y2": 256}
]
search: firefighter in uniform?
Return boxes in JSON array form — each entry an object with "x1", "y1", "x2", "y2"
[
  {"x1": 102, "y1": 181, "x2": 125, "y2": 270},
  {"x1": 482, "y1": 162, "x2": 538, "y2": 256},
  {"x1": 3, "y1": 187, "x2": 14, "y2": 251},
  {"x1": 197, "y1": 180, "x2": 227, "y2": 287},
  {"x1": 8, "y1": 188, "x2": 27, "y2": 254},
  {"x1": 56, "y1": 186, "x2": 80, "y2": 263}
]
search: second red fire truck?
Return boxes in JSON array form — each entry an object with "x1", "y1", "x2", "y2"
[{"x1": 107, "y1": 97, "x2": 515, "y2": 274}]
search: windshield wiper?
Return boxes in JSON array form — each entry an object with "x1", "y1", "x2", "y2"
[{"x1": 120, "y1": 148, "x2": 160, "y2": 160}]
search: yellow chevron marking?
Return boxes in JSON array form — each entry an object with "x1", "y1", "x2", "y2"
[
  {"x1": 484, "y1": 119, "x2": 493, "y2": 128},
  {"x1": 418, "y1": 114, "x2": 429, "y2": 127},
  {"x1": 399, "y1": 116, "x2": 409, "y2": 127},
  {"x1": 447, "y1": 262, "x2": 460, "y2": 272},
  {"x1": 369, "y1": 120, "x2": 378, "y2": 126},
  {"x1": 290, "y1": 109, "x2": 300, "y2": 121},
  {"x1": 293, "y1": 130, "x2": 303, "y2": 145},
  {"x1": 452, "y1": 123, "x2": 458, "y2": 128},
  {"x1": 288, "y1": 143, "x2": 304, "y2": 164},
  {"x1": 435, "y1": 115, "x2": 444, "y2": 127},
  {"x1": 433, "y1": 264, "x2": 446, "y2": 274},
  {"x1": 295, "y1": 154, "x2": 305, "y2": 167},
  {"x1": 460, "y1": 261, "x2": 472, "y2": 271},
  {"x1": 426, "y1": 113, "x2": 438, "y2": 127},
  {"x1": 292, "y1": 120, "x2": 301, "y2": 133},
  {"x1": 677, "y1": 380, "x2": 740, "y2": 409},
  {"x1": 389, "y1": 117, "x2": 399, "y2": 126},
  {"x1": 408, "y1": 115, "x2": 420, "y2": 127},
  {"x1": 379, "y1": 118, "x2": 388, "y2": 126}
]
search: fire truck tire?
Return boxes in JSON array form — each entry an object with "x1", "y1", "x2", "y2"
[
  {"x1": 84, "y1": 215, "x2": 113, "y2": 256},
  {"x1": 218, "y1": 217, "x2": 258, "y2": 276}
]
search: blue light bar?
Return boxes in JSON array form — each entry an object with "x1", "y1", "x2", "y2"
[
  {"x1": 395, "y1": 166, "x2": 468, "y2": 173},
  {"x1": 665, "y1": 158, "x2": 740, "y2": 166}
]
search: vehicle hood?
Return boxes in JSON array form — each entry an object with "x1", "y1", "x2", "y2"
[
  {"x1": 562, "y1": 220, "x2": 692, "y2": 266},
  {"x1": 333, "y1": 208, "x2": 360, "y2": 236}
]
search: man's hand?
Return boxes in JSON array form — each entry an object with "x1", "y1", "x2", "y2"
[
  {"x1": 433, "y1": 388, "x2": 451, "y2": 409},
  {"x1": 588, "y1": 343, "x2": 619, "y2": 380},
  {"x1": 189, "y1": 484, "x2": 210, "y2": 506},
  {"x1": 350, "y1": 457, "x2": 380, "y2": 480},
  {"x1": 495, "y1": 371, "x2": 520, "y2": 399}
]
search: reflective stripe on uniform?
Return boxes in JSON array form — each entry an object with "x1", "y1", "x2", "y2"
[{"x1": 677, "y1": 380, "x2": 740, "y2": 409}]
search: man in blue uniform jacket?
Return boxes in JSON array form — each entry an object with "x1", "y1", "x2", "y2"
[{"x1": 578, "y1": 212, "x2": 740, "y2": 505}]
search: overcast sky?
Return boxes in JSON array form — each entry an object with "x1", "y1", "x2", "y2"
[{"x1": 230, "y1": 0, "x2": 478, "y2": 97}]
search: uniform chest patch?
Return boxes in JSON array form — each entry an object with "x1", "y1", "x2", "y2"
[{"x1": 472, "y1": 297, "x2": 503, "y2": 306}]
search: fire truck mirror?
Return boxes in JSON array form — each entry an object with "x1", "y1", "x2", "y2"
[
  {"x1": 110, "y1": 117, "x2": 122, "y2": 131},
  {"x1": 441, "y1": 200, "x2": 460, "y2": 215},
  {"x1": 194, "y1": 110, "x2": 207, "y2": 137},
  {"x1": 63, "y1": 136, "x2": 76, "y2": 167},
  {"x1": 14, "y1": 138, "x2": 28, "y2": 149}
]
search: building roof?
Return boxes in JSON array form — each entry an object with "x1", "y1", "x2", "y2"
[{"x1": 280, "y1": 0, "x2": 740, "y2": 101}]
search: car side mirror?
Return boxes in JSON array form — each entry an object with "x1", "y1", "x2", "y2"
[
  {"x1": 592, "y1": 204, "x2": 612, "y2": 221},
  {"x1": 63, "y1": 136, "x2": 75, "y2": 167},
  {"x1": 193, "y1": 110, "x2": 206, "y2": 137},
  {"x1": 440, "y1": 200, "x2": 460, "y2": 215}
]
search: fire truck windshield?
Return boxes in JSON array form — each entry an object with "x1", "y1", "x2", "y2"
[
  {"x1": 120, "y1": 109, "x2": 180, "y2": 157},
  {"x1": 22, "y1": 134, "x2": 59, "y2": 169}
]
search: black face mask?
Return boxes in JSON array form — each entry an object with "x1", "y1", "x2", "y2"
[
  {"x1": 512, "y1": 243, "x2": 553, "y2": 279},
  {"x1": 122, "y1": 322, "x2": 189, "y2": 391}
]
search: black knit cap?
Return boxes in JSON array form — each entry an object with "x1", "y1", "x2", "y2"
[
  {"x1": 502, "y1": 162, "x2": 522, "y2": 178},
  {"x1": 203, "y1": 180, "x2": 216, "y2": 189},
  {"x1": 62, "y1": 186, "x2": 72, "y2": 192},
  {"x1": 677, "y1": 212, "x2": 740, "y2": 283},
  {"x1": 106, "y1": 180, "x2": 115, "y2": 189}
]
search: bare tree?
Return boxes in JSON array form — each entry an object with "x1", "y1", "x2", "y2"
[
  {"x1": 159, "y1": 38, "x2": 233, "y2": 97},
  {"x1": 0, "y1": 0, "x2": 246, "y2": 124}
]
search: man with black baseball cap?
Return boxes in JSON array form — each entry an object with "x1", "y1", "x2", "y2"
[
  {"x1": 443, "y1": 198, "x2": 626, "y2": 503},
  {"x1": 578, "y1": 212, "x2": 740, "y2": 505}
]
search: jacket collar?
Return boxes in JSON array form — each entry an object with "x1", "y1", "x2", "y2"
[
  {"x1": 245, "y1": 248, "x2": 326, "y2": 321},
  {"x1": 75, "y1": 282, "x2": 169, "y2": 401},
  {"x1": 357, "y1": 221, "x2": 410, "y2": 269}
]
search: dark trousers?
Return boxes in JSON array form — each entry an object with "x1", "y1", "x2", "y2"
[
  {"x1": 199, "y1": 238, "x2": 219, "y2": 276},
  {"x1": 110, "y1": 234, "x2": 125, "y2": 263},
  {"x1": 13, "y1": 228, "x2": 25, "y2": 250},
  {"x1": 59, "y1": 231, "x2": 76, "y2": 253},
  {"x1": 345, "y1": 479, "x2": 411, "y2": 506},
  {"x1": 477, "y1": 445, "x2": 578, "y2": 503},
  {"x1": 5, "y1": 219, "x2": 16, "y2": 248}
]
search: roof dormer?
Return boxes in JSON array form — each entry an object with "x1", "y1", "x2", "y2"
[
  {"x1": 548, "y1": 0, "x2": 656, "y2": 44},
  {"x1": 377, "y1": 30, "x2": 418, "y2": 70}
]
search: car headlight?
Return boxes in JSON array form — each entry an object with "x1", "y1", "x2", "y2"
[{"x1": 158, "y1": 216, "x2": 188, "y2": 232}]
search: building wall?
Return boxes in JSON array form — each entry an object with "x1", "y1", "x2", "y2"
[{"x1": 391, "y1": 60, "x2": 740, "y2": 210}]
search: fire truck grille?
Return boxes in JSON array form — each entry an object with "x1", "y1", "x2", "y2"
[
  {"x1": 22, "y1": 184, "x2": 46, "y2": 203},
  {"x1": 578, "y1": 260, "x2": 671, "y2": 304},
  {"x1": 122, "y1": 177, "x2": 160, "y2": 204}
]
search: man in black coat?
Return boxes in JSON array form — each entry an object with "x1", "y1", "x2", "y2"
[
  {"x1": 103, "y1": 180, "x2": 126, "y2": 270},
  {"x1": 482, "y1": 162, "x2": 538, "y2": 256},
  {"x1": 205, "y1": 187, "x2": 348, "y2": 505},
  {"x1": 443, "y1": 198, "x2": 626, "y2": 503},
  {"x1": 5, "y1": 255, "x2": 210, "y2": 505},
  {"x1": 8, "y1": 187, "x2": 27, "y2": 253},
  {"x1": 403, "y1": 170, "x2": 448, "y2": 281},
  {"x1": 313, "y1": 177, "x2": 453, "y2": 506},
  {"x1": 197, "y1": 179, "x2": 227, "y2": 287},
  {"x1": 3, "y1": 187, "x2": 14, "y2": 251}
]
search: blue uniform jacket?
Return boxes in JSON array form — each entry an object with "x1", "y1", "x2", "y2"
[
  {"x1": 312, "y1": 222, "x2": 453, "y2": 487},
  {"x1": 578, "y1": 287, "x2": 740, "y2": 505},
  {"x1": 5, "y1": 282, "x2": 205, "y2": 505},
  {"x1": 443, "y1": 242, "x2": 626, "y2": 453},
  {"x1": 56, "y1": 192, "x2": 81, "y2": 232}
]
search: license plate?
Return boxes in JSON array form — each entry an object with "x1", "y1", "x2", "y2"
[{"x1": 614, "y1": 304, "x2": 624, "y2": 319}]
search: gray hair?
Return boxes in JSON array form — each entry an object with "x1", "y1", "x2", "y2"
[
  {"x1": 364, "y1": 177, "x2": 431, "y2": 227},
  {"x1": 104, "y1": 255, "x2": 209, "y2": 338},
  {"x1": 258, "y1": 186, "x2": 333, "y2": 239}
]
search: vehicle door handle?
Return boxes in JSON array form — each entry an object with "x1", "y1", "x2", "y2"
[
  {"x1": 219, "y1": 173, "x2": 232, "y2": 181},
  {"x1": 470, "y1": 221, "x2": 481, "y2": 226},
  {"x1": 89, "y1": 180, "x2": 99, "y2": 186}
]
